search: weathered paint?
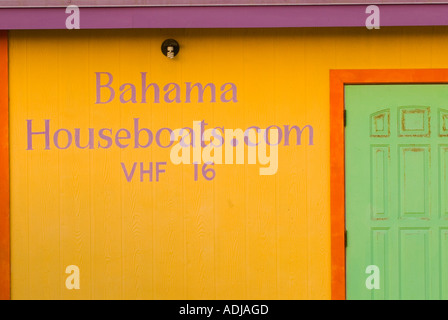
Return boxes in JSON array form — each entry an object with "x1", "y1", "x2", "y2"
[
  {"x1": 7, "y1": 27, "x2": 448, "y2": 300},
  {"x1": 346, "y1": 84, "x2": 448, "y2": 299}
]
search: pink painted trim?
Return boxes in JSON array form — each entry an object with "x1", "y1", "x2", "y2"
[
  {"x1": 1, "y1": 1, "x2": 448, "y2": 8},
  {"x1": 0, "y1": 4, "x2": 448, "y2": 29}
]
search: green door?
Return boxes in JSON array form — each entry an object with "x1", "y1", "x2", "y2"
[{"x1": 346, "y1": 84, "x2": 448, "y2": 300}]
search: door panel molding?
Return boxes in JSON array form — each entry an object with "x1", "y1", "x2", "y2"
[{"x1": 329, "y1": 69, "x2": 448, "y2": 300}]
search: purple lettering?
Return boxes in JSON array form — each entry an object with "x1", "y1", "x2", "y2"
[
  {"x1": 185, "y1": 83, "x2": 216, "y2": 103},
  {"x1": 155, "y1": 128, "x2": 173, "y2": 148},
  {"x1": 115, "y1": 128, "x2": 131, "y2": 148},
  {"x1": 27, "y1": 119, "x2": 50, "y2": 150},
  {"x1": 141, "y1": 72, "x2": 160, "y2": 103},
  {"x1": 134, "y1": 118, "x2": 153, "y2": 148},
  {"x1": 244, "y1": 126, "x2": 260, "y2": 147},
  {"x1": 75, "y1": 128, "x2": 94, "y2": 149},
  {"x1": 119, "y1": 83, "x2": 137, "y2": 104},
  {"x1": 163, "y1": 83, "x2": 181, "y2": 103},
  {"x1": 156, "y1": 162, "x2": 166, "y2": 181},
  {"x1": 220, "y1": 83, "x2": 238, "y2": 103},
  {"x1": 284, "y1": 125, "x2": 314, "y2": 146},
  {"x1": 54, "y1": 129, "x2": 73, "y2": 149},
  {"x1": 264, "y1": 125, "x2": 283, "y2": 146},
  {"x1": 95, "y1": 72, "x2": 115, "y2": 104},
  {"x1": 140, "y1": 162, "x2": 153, "y2": 182},
  {"x1": 121, "y1": 162, "x2": 137, "y2": 182},
  {"x1": 98, "y1": 128, "x2": 113, "y2": 149},
  {"x1": 179, "y1": 127, "x2": 194, "y2": 148},
  {"x1": 200, "y1": 120, "x2": 208, "y2": 148},
  {"x1": 212, "y1": 127, "x2": 224, "y2": 148}
]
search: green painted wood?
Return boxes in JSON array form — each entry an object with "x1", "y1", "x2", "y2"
[{"x1": 346, "y1": 84, "x2": 448, "y2": 300}]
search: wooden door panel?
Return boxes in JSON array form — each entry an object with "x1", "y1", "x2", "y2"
[{"x1": 346, "y1": 84, "x2": 448, "y2": 300}]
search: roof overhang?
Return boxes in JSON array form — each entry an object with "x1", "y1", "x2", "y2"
[
  {"x1": 0, "y1": 2, "x2": 448, "y2": 29},
  {"x1": 1, "y1": 1, "x2": 448, "y2": 8}
]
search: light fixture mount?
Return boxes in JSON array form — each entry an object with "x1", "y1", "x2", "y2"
[{"x1": 161, "y1": 39, "x2": 180, "y2": 59}]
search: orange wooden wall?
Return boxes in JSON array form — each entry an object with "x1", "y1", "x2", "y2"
[{"x1": 8, "y1": 26, "x2": 448, "y2": 300}]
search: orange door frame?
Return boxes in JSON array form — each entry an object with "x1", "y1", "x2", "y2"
[
  {"x1": 0, "y1": 30, "x2": 9, "y2": 301},
  {"x1": 330, "y1": 68, "x2": 448, "y2": 300}
]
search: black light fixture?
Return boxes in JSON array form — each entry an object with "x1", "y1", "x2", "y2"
[{"x1": 161, "y1": 39, "x2": 180, "y2": 59}]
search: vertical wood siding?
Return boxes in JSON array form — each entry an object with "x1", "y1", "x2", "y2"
[{"x1": 10, "y1": 26, "x2": 448, "y2": 299}]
